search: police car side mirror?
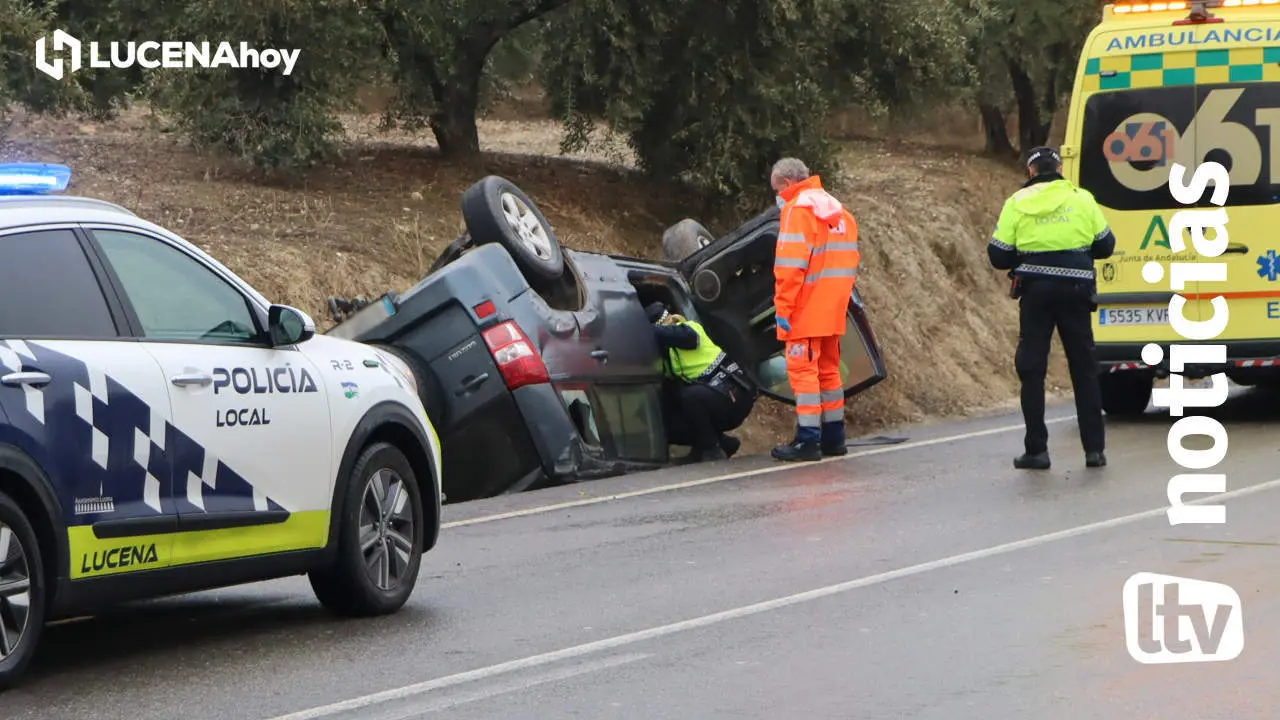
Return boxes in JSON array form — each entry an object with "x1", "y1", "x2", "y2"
[{"x1": 268, "y1": 304, "x2": 315, "y2": 347}]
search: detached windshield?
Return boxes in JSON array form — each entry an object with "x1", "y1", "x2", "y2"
[{"x1": 1079, "y1": 82, "x2": 1280, "y2": 211}]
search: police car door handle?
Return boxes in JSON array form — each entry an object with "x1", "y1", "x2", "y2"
[
  {"x1": 590, "y1": 349, "x2": 609, "y2": 360},
  {"x1": 1, "y1": 371, "x2": 51, "y2": 387},
  {"x1": 170, "y1": 372, "x2": 213, "y2": 388}
]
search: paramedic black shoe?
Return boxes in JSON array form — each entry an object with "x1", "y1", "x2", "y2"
[
  {"x1": 719, "y1": 434, "x2": 742, "y2": 458},
  {"x1": 821, "y1": 441, "x2": 848, "y2": 457},
  {"x1": 1086, "y1": 451, "x2": 1107, "y2": 468},
  {"x1": 1014, "y1": 452, "x2": 1051, "y2": 470},
  {"x1": 772, "y1": 440, "x2": 822, "y2": 462}
]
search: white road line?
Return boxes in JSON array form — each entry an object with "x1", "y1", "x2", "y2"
[
  {"x1": 361, "y1": 653, "x2": 651, "y2": 720},
  {"x1": 442, "y1": 414, "x2": 1078, "y2": 529},
  {"x1": 276, "y1": 451, "x2": 1276, "y2": 720}
]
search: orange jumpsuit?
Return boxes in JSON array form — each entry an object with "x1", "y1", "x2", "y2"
[{"x1": 774, "y1": 175, "x2": 860, "y2": 443}]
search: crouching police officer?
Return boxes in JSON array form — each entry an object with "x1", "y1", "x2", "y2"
[
  {"x1": 988, "y1": 146, "x2": 1116, "y2": 471},
  {"x1": 646, "y1": 302, "x2": 757, "y2": 463}
]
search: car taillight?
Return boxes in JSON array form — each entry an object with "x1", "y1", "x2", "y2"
[{"x1": 482, "y1": 320, "x2": 549, "y2": 391}]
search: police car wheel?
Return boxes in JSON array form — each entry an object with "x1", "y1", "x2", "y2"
[
  {"x1": 0, "y1": 490, "x2": 45, "y2": 690},
  {"x1": 309, "y1": 442, "x2": 424, "y2": 617}
]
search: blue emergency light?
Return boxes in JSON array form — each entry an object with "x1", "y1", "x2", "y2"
[{"x1": 0, "y1": 163, "x2": 72, "y2": 195}]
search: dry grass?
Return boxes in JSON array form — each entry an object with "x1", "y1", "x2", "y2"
[
  {"x1": 1, "y1": 104, "x2": 1073, "y2": 457},
  {"x1": 822, "y1": 138, "x2": 1074, "y2": 441}
]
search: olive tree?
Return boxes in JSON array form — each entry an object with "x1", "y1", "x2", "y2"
[
  {"x1": 371, "y1": 0, "x2": 573, "y2": 158},
  {"x1": 961, "y1": 0, "x2": 1101, "y2": 156},
  {"x1": 541, "y1": 0, "x2": 974, "y2": 205}
]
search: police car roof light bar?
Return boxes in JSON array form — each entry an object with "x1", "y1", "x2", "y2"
[{"x1": 0, "y1": 163, "x2": 72, "y2": 195}]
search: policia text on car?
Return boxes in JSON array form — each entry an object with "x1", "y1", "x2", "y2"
[
  {"x1": 647, "y1": 302, "x2": 757, "y2": 463},
  {"x1": 987, "y1": 146, "x2": 1117, "y2": 470}
]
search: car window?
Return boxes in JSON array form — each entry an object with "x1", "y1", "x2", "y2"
[
  {"x1": 92, "y1": 229, "x2": 260, "y2": 344},
  {"x1": 756, "y1": 313, "x2": 875, "y2": 401},
  {"x1": 593, "y1": 384, "x2": 666, "y2": 461},
  {"x1": 557, "y1": 387, "x2": 602, "y2": 448},
  {"x1": 0, "y1": 229, "x2": 118, "y2": 339}
]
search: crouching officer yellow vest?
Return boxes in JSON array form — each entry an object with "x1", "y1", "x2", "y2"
[{"x1": 663, "y1": 321, "x2": 726, "y2": 381}]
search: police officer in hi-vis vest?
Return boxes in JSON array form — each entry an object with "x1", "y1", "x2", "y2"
[
  {"x1": 988, "y1": 146, "x2": 1117, "y2": 471},
  {"x1": 646, "y1": 302, "x2": 757, "y2": 464}
]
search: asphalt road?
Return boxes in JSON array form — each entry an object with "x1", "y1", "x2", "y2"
[{"x1": 6, "y1": 387, "x2": 1280, "y2": 719}]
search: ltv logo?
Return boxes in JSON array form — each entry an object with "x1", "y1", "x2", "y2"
[{"x1": 1123, "y1": 573, "x2": 1243, "y2": 664}]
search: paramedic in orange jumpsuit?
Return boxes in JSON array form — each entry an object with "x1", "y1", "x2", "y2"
[{"x1": 769, "y1": 158, "x2": 861, "y2": 462}]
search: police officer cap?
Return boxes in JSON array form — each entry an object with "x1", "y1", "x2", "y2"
[
  {"x1": 1026, "y1": 146, "x2": 1062, "y2": 170},
  {"x1": 645, "y1": 302, "x2": 668, "y2": 323}
]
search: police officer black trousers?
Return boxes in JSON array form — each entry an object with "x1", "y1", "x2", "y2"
[
  {"x1": 1015, "y1": 277, "x2": 1106, "y2": 463},
  {"x1": 662, "y1": 380, "x2": 754, "y2": 460}
]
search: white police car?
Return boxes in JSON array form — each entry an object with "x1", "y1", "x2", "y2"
[{"x1": 0, "y1": 163, "x2": 443, "y2": 688}]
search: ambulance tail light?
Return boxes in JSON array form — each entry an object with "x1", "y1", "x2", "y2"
[{"x1": 482, "y1": 320, "x2": 549, "y2": 391}]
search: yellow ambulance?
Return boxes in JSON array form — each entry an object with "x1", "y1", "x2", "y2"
[{"x1": 1063, "y1": 0, "x2": 1280, "y2": 415}]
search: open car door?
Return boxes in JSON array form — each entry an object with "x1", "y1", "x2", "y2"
[{"x1": 678, "y1": 207, "x2": 887, "y2": 404}]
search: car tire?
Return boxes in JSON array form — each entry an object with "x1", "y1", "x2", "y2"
[
  {"x1": 461, "y1": 176, "x2": 564, "y2": 283},
  {"x1": 309, "y1": 442, "x2": 425, "y2": 617},
  {"x1": 1099, "y1": 371, "x2": 1153, "y2": 417},
  {"x1": 661, "y1": 218, "x2": 715, "y2": 262},
  {"x1": 0, "y1": 490, "x2": 45, "y2": 691}
]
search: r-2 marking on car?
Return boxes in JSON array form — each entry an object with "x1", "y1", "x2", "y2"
[{"x1": 331, "y1": 359, "x2": 355, "y2": 371}]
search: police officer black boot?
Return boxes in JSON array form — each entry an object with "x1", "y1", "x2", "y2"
[
  {"x1": 1014, "y1": 451, "x2": 1051, "y2": 470},
  {"x1": 1086, "y1": 451, "x2": 1106, "y2": 468},
  {"x1": 675, "y1": 445, "x2": 728, "y2": 465},
  {"x1": 719, "y1": 434, "x2": 741, "y2": 458},
  {"x1": 772, "y1": 427, "x2": 822, "y2": 462}
]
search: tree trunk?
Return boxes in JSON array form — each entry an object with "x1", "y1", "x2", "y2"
[
  {"x1": 979, "y1": 102, "x2": 1016, "y2": 158},
  {"x1": 1006, "y1": 57, "x2": 1051, "y2": 154},
  {"x1": 430, "y1": 71, "x2": 483, "y2": 159}
]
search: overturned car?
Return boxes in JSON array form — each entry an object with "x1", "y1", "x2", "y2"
[{"x1": 327, "y1": 176, "x2": 887, "y2": 503}]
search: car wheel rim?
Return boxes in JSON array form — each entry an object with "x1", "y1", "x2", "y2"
[
  {"x1": 500, "y1": 192, "x2": 553, "y2": 262},
  {"x1": 0, "y1": 523, "x2": 31, "y2": 661},
  {"x1": 359, "y1": 468, "x2": 415, "y2": 593}
]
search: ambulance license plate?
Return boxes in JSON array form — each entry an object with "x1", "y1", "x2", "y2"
[{"x1": 1099, "y1": 306, "x2": 1168, "y2": 326}]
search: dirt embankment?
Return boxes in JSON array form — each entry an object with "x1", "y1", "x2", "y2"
[{"x1": 1, "y1": 108, "x2": 1072, "y2": 454}]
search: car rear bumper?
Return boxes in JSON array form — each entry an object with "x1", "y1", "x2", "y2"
[{"x1": 1097, "y1": 339, "x2": 1280, "y2": 376}]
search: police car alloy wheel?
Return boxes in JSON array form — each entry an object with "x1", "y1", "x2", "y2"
[
  {"x1": 309, "y1": 442, "x2": 425, "y2": 616},
  {"x1": 359, "y1": 466, "x2": 416, "y2": 592},
  {"x1": 0, "y1": 491, "x2": 44, "y2": 690}
]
